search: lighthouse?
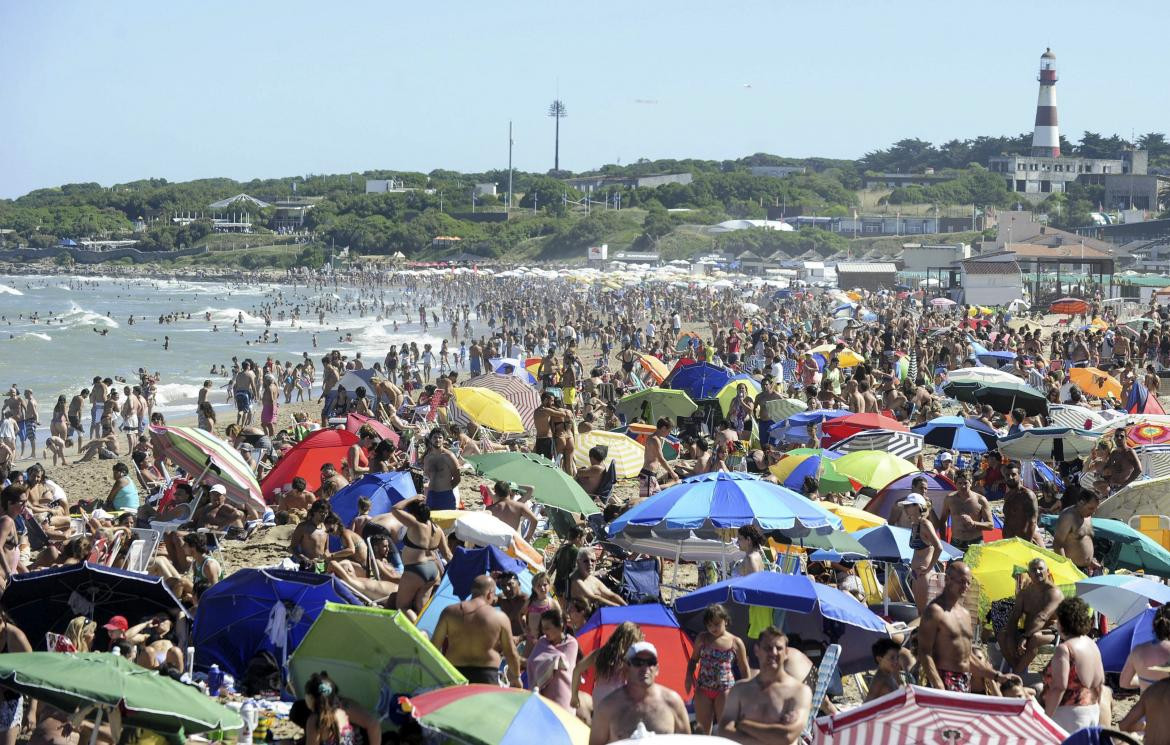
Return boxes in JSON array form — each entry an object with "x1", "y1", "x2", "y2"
[{"x1": 1030, "y1": 48, "x2": 1060, "y2": 158}]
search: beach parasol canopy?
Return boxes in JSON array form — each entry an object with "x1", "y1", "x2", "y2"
[
  {"x1": 1075, "y1": 575, "x2": 1170, "y2": 625},
  {"x1": 345, "y1": 413, "x2": 399, "y2": 446},
  {"x1": 149, "y1": 424, "x2": 264, "y2": 513},
  {"x1": 971, "y1": 380, "x2": 1048, "y2": 416},
  {"x1": 810, "y1": 685, "x2": 1065, "y2": 745},
  {"x1": 259, "y1": 428, "x2": 359, "y2": 500},
  {"x1": 946, "y1": 366, "x2": 1023, "y2": 385},
  {"x1": 852, "y1": 525, "x2": 964, "y2": 563},
  {"x1": 455, "y1": 373, "x2": 539, "y2": 432},
  {"x1": 615, "y1": 387, "x2": 698, "y2": 423},
  {"x1": 1040, "y1": 514, "x2": 1170, "y2": 578},
  {"x1": 607, "y1": 471, "x2": 841, "y2": 539},
  {"x1": 465, "y1": 452, "x2": 599, "y2": 515},
  {"x1": 965, "y1": 539, "x2": 1085, "y2": 607},
  {"x1": 714, "y1": 378, "x2": 763, "y2": 415},
  {"x1": 667, "y1": 362, "x2": 734, "y2": 400},
  {"x1": 1128, "y1": 421, "x2": 1170, "y2": 447},
  {"x1": 288, "y1": 603, "x2": 465, "y2": 717},
  {"x1": 570, "y1": 429, "x2": 644, "y2": 478},
  {"x1": 1069, "y1": 367, "x2": 1122, "y2": 399},
  {"x1": 451, "y1": 387, "x2": 526, "y2": 433},
  {"x1": 0, "y1": 652, "x2": 244, "y2": 741},
  {"x1": 912, "y1": 415, "x2": 999, "y2": 453},
  {"x1": 1050, "y1": 297, "x2": 1090, "y2": 315},
  {"x1": 1048, "y1": 403, "x2": 1110, "y2": 431},
  {"x1": 820, "y1": 502, "x2": 886, "y2": 532},
  {"x1": 1, "y1": 562, "x2": 188, "y2": 651},
  {"x1": 1094, "y1": 474, "x2": 1170, "y2": 521},
  {"x1": 930, "y1": 297, "x2": 957, "y2": 307},
  {"x1": 637, "y1": 352, "x2": 670, "y2": 383},
  {"x1": 769, "y1": 448, "x2": 860, "y2": 494},
  {"x1": 941, "y1": 380, "x2": 984, "y2": 405},
  {"x1": 757, "y1": 397, "x2": 808, "y2": 422},
  {"x1": 832, "y1": 450, "x2": 918, "y2": 491},
  {"x1": 1098, "y1": 606, "x2": 1161, "y2": 673},
  {"x1": 328, "y1": 471, "x2": 416, "y2": 527},
  {"x1": 575, "y1": 604, "x2": 695, "y2": 701},
  {"x1": 997, "y1": 426, "x2": 1099, "y2": 461},
  {"x1": 408, "y1": 685, "x2": 588, "y2": 745},
  {"x1": 487, "y1": 357, "x2": 537, "y2": 385},
  {"x1": 821, "y1": 413, "x2": 908, "y2": 444},
  {"x1": 768, "y1": 409, "x2": 851, "y2": 445},
  {"x1": 608, "y1": 527, "x2": 743, "y2": 563}
]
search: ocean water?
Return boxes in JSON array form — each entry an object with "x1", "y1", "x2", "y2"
[{"x1": 0, "y1": 274, "x2": 460, "y2": 428}]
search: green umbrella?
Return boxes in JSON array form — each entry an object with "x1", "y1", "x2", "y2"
[
  {"x1": 615, "y1": 387, "x2": 698, "y2": 423},
  {"x1": 0, "y1": 652, "x2": 243, "y2": 743},
  {"x1": 466, "y1": 452, "x2": 600, "y2": 515},
  {"x1": 774, "y1": 529, "x2": 869, "y2": 558},
  {"x1": 288, "y1": 603, "x2": 466, "y2": 718},
  {"x1": 1041, "y1": 515, "x2": 1170, "y2": 578}
]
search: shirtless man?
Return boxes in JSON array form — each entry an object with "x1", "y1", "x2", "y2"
[
  {"x1": 277, "y1": 477, "x2": 316, "y2": 519},
  {"x1": 422, "y1": 429, "x2": 461, "y2": 510},
  {"x1": 570, "y1": 551, "x2": 626, "y2": 608},
  {"x1": 288, "y1": 500, "x2": 331, "y2": 570},
  {"x1": 998, "y1": 557, "x2": 1065, "y2": 675},
  {"x1": 1001, "y1": 463, "x2": 1041, "y2": 545},
  {"x1": 486, "y1": 481, "x2": 538, "y2": 541},
  {"x1": 370, "y1": 376, "x2": 404, "y2": 417},
  {"x1": 68, "y1": 388, "x2": 87, "y2": 451},
  {"x1": 918, "y1": 562, "x2": 1010, "y2": 693},
  {"x1": 1052, "y1": 490, "x2": 1101, "y2": 575},
  {"x1": 591, "y1": 641, "x2": 689, "y2": 745},
  {"x1": 260, "y1": 373, "x2": 280, "y2": 437},
  {"x1": 1120, "y1": 676, "x2": 1170, "y2": 744},
  {"x1": 191, "y1": 484, "x2": 243, "y2": 531},
  {"x1": 319, "y1": 356, "x2": 341, "y2": 424},
  {"x1": 1103, "y1": 427, "x2": 1143, "y2": 493},
  {"x1": 639, "y1": 418, "x2": 679, "y2": 502},
  {"x1": 533, "y1": 391, "x2": 573, "y2": 470},
  {"x1": 433, "y1": 574, "x2": 522, "y2": 686},
  {"x1": 719, "y1": 627, "x2": 812, "y2": 745},
  {"x1": 89, "y1": 376, "x2": 109, "y2": 439},
  {"x1": 575, "y1": 446, "x2": 608, "y2": 500},
  {"x1": 233, "y1": 361, "x2": 258, "y2": 426},
  {"x1": 938, "y1": 471, "x2": 993, "y2": 551}
]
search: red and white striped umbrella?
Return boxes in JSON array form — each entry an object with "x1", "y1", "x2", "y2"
[{"x1": 812, "y1": 686, "x2": 1065, "y2": 745}]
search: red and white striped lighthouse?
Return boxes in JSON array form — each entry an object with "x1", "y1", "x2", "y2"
[{"x1": 1030, "y1": 48, "x2": 1060, "y2": 158}]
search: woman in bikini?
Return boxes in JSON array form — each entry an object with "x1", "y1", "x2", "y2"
[
  {"x1": 0, "y1": 485, "x2": 28, "y2": 590},
  {"x1": 391, "y1": 495, "x2": 450, "y2": 622},
  {"x1": 905, "y1": 494, "x2": 943, "y2": 615}
]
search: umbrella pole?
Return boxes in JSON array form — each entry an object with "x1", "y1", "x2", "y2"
[
  {"x1": 88, "y1": 708, "x2": 104, "y2": 745},
  {"x1": 671, "y1": 543, "x2": 682, "y2": 602},
  {"x1": 883, "y1": 561, "x2": 890, "y2": 617}
]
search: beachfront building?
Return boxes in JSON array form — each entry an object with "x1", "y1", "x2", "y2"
[
  {"x1": 901, "y1": 243, "x2": 970, "y2": 272},
  {"x1": 958, "y1": 260, "x2": 1024, "y2": 307},
  {"x1": 835, "y1": 262, "x2": 897, "y2": 292}
]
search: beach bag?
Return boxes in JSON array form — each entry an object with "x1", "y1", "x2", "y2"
[{"x1": 238, "y1": 650, "x2": 282, "y2": 696}]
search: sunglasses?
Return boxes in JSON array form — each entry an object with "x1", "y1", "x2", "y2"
[{"x1": 628, "y1": 656, "x2": 658, "y2": 668}]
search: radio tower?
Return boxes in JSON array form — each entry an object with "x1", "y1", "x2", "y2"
[{"x1": 1031, "y1": 48, "x2": 1060, "y2": 157}]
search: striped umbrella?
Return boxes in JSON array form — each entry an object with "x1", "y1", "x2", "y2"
[
  {"x1": 453, "y1": 373, "x2": 539, "y2": 431},
  {"x1": 571, "y1": 429, "x2": 644, "y2": 478},
  {"x1": 149, "y1": 425, "x2": 264, "y2": 513}
]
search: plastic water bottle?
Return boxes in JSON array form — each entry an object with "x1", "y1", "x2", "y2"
[
  {"x1": 207, "y1": 664, "x2": 224, "y2": 696},
  {"x1": 238, "y1": 700, "x2": 258, "y2": 745}
]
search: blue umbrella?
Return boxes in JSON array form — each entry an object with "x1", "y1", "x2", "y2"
[
  {"x1": 667, "y1": 362, "x2": 733, "y2": 400},
  {"x1": 1, "y1": 562, "x2": 188, "y2": 651},
  {"x1": 607, "y1": 471, "x2": 842, "y2": 539},
  {"x1": 329, "y1": 471, "x2": 416, "y2": 526},
  {"x1": 193, "y1": 569, "x2": 362, "y2": 679},
  {"x1": 674, "y1": 571, "x2": 818, "y2": 615},
  {"x1": 911, "y1": 416, "x2": 999, "y2": 453},
  {"x1": 853, "y1": 525, "x2": 965, "y2": 563},
  {"x1": 488, "y1": 358, "x2": 537, "y2": 385},
  {"x1": 768, "y1": 409, "x2": 850, "y2": 444},
  {"x1": 1098, "y1": 607, "x2": 1157, "y2": 673}
]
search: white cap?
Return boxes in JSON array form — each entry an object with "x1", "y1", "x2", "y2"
[
  {"x1": 900, "y1": 493, "x2": 928, "y2": 508},
  {"x1": 939, "y1": 452, "x2": 954, "y2": 462},
  {"x1": 209, "y1": 484, "x2": 227, "y2": 495},
  {"x1": 91, "y1": 508, "x2": 113, "y2": 520},
  {"x1": 625, "y1": 641, "x2": 659, "y2": 661}
]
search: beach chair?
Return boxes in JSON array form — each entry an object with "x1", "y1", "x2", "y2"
[
  {"x1": 802, "y1": 643, "x2": 842, "y2": 741},
  {"x1": 127, "y1": 528, "x2": 162, "y2": 573},
  {"x1": 619, "y1": 558, "x2": 661, "y2": 603},
  {"x1": 594, "y1": 462, "x2": 617, "y2": 506}
]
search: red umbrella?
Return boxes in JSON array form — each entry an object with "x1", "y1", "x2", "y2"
[
  {"x1": 260, "y1": 429, "x2": 359, "y2": 500},
  {"x1": 1049, "y1": 297, "x2": 1089, "y2": 315},
  {"x1": 822, "y1": 413, "x2": 908, "y2": 444},
  {"x1": 344, "y1": 413, "x2": 399, "y2": 448}
]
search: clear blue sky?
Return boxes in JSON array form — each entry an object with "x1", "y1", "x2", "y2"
[{"x1": 2, "y1": 0, "x2": 1167, "y2": 198}]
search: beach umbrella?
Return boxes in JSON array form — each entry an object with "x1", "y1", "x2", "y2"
[
  {"x1": 941, "y1": 380, "x2": 984, "y2": 405},
  {"x1": 810, "y1": 344, "x2": 866, "y2": 367},
  {"x1": 260, "y1": 428, "x2": 359, "y2": 500},
  {"x1": 288, "y1": 603, "x2": 465, "y2": 716},
  {"x1": 0, "y1": 652, "x2": 243, "y2": 740},
  {"x1": 789, "y1": 530, "x2": 871, "y2": 561},
  {"x1": 757, "y1": 397, "x2": 808, "y2": 422},
  {"x1": 769, "y1": 448, "x2": 860, "y2": 494},
  {"x1": 832, "y1": 450, "x2": 918, "y2": 491},
  {"x1": 811, "y1": 685, "x2": 1066, "y2": 745},
  {"x1": 714, "y1": 378, "x2": 763, "y2": 415},
  {"x1": 451, "y1": 387, "x2": 526, "y2": 433},
  {"x1": 852, "y1": 525, "x2": 964, "y2": 563},
  {"x1": 456, "y1": 373, "x2": 539, "y2": 432},
  {"x1": 637, "y1": 353, "x2": 670, "y2": 383},
  {"x1": 1050, "y1": 297, "x2": 1090, "y2": 315},
  {"x1": 487, "y1": 358, "x2": 537, "y2": 385},
  {"x1": 1069, "y1": 367, "x2": 1122, "y2": 399},
  {"x1": 576, "y1": 604, "x2": 695, "y2": 701},
  {"x1": 768, "y1": 409, "x2": 850, "y2": 444},
  {"x1": 1075, "y1": 575, "x2": 1170, "y2": 625},
  {"x1": 607, "y1": 471, "x2": 842, "y2": 539},
  {"x1": 1, "y1": 562, "x2": 188, "y2": 651},
  {"x1": 946, "y1": 366, "x2": 1023, "y2": 385},
  {"x1": 149, "y1": 424, "x2": 265, "y2": 513},
  {"x1": 344, "y1": 413, "x2": 399, "y2": 447},
  {"x1": 193, "y1": 568, "x2": 362, "y2": 680},
  {"x1": 615, "y1": 387, "x2": 698, "y2": 422},
  {"x1": 667, "y1": 362, "x2": 733, "y2": 400},
  {"x1": 832, "y1": 430, "x2": 923, "y2": 459},
  {"x1": 1094, "y1": 474, "x2": 1170, "y2": 521},
  {"x1": 972, "y1": 380, "x2": 1048, "y2": 416},
  {"x1": 675, "y1": 571, "x2": 818, "y2": 615},
  {"x1": 675, "y1": 330, "x2": 702, "y2": 352},
  {"x1": 821, "y1": 502, "x2": 886, "y2": 532},
  {"x1": 328, "y1": 471, "x2": 416, "y2": 527},
  {"x1": 866, "y1": 471, "x2": 956, "y2": 519},
  {"x1": 408, "y1": 685, "x2": 588, "y2": 745},
  {"x1": 821, "y1": 413, "x2": 908, "y2": 444},
  {"x1": 1048, "y1": 404, "x2": 1110, "y2": 430},
  {"x1": 1098, "y1": 607, "x2": 1159, "y2": 673},
  {"x1": 997, "y1": 426, "x2": 1099, "y2": 461},
  {"x1": 930, "y1": 297, "x2": 957, "y2": 307},
  {"x1": 965, "y1": 539, "x2": 1085, "y2": 607},
  {"x1": 912, "y1": 415, "x2": 999, "y2": 453},
  {"x1": 1128, "y1": 421, "x2": 1170, "y2": 447},
  {"x1": 608, "y1": 526, "x2": 743, "y2": 563},
  {"x1": 1038, "y1": 515, "x2": 1170, "y2": 578},
  {"x1": 570, "y1": 429, "x2": 644, "y2": 478},
  {"x1": 465, "y1": 452, "x2": 599, "y2": 515}
]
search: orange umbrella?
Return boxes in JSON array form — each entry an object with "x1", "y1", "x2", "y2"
[
  {"x1": 637, "y1": 353, "x2": 670, "y2": 383},
  {"x1": 1069, "y1": 367, "x2": 1121, "y2": 399},
  {"x1": 1050, "y1": 297, "x2": 1089, "y2": 315}
]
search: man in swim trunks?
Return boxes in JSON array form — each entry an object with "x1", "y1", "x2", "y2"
[
  {"x1": 422, "y1": 429, "x2": 461, "y2": 510},
  {"x1": 718, "y1": 627, "x2": 811, "y2": 745},
  {"x1": 918, "y1": 561, "x2": 1010, "y2": 693},
  {"x1": 232, "y1": 361, "x2": 258, "y2": 427},
  {"x1": 533, "y1": 391, "x2": 573, "y2": 467},
  {"x1": 639, "y1": 417, "x2": 679, "y2": 501},
  {"x1": 433, "y1": 574, "x2": 522, "y2": 687},
  {"x1": 260, "y1": 373, "x2": 280, "y2": 437},
  {"x1": 89, "y1": 376, "x2": 108, "y2": 439},
  {"x1": 68, "y1": 388, "x2": 88, "y2": 451}
]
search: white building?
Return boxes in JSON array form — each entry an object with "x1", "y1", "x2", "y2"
[
  {"x1": 902, "y1": 243, "x2": 969, "y2": 272},
  {"x1": 960, "y1": 260, "x2": 1023, "y2": 306}
]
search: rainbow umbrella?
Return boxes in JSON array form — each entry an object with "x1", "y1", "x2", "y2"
[
  {"x1": 408, "y1": 685, "x2": 588, "y2": 745},
  {"x1": 1128, "y1": 421, "x2": 1170, "y2": 447},
  {"x1": 149, "y1": 425, "x2": 264, "y2": 513},
  {"x1": 768, "y1": 448, "x2": 860, "y2": 494}
]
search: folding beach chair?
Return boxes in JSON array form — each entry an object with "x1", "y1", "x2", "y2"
[
  {"x1": 619, "y1": 558, "x2": 661, "y2": 604},
  {"x1": 803, "y1": 643, "x2": 842, "y2": 741},
  {"x1": 127, "y1": 528, "x2": 162, "y2": 573}
]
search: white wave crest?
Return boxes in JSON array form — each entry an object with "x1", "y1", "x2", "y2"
[{"x1": 0, "y1": 284, "x2": 24, "y2": 296}]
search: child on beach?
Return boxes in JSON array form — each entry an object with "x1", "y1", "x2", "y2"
[
  {"x1": 865, "y1": 638, "x2": 907, "y2": 702},
  {"x1": 685, "y1": 603, "x2": 750, "y2": 735}
]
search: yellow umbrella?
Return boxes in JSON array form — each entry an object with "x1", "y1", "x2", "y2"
[
  {"x1": 1069, "y1": 367, "x2": 1121, "y2": 399},
  {"x1": 820, "y1": 501, "x2": 886, "y2": 532},
  {"x1": 637, "y1": 353, "x2": 670, "y2": 384},
  {"x1": 833, "y1": 450, "x2": 918, "y2": 490},
  {"x1": 845, "y1": 291, "x2": 862, "y2": 302},
  {"x1": 966, "y1": 538, "x2": 1085, "y2": 607},
  {"x1": 571, "y1": 429, "x2": 645, "y2": 478},
  {"x1": 450, "y1": 387, "x2": 525, "y2": 433},
  {"x1": 715, "y1": 378, "x2": 763, "y2": 415},
  {"x1": 810, "y1": 344, "x2": 865, "y2": 367}
]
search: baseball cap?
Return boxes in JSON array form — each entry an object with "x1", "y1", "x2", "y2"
[
  {"x1": 900, "y1": 493, "x2": 928, "y2": 508},
  {"x1": 626, "y1": 641, "x2": 659, "y2": 661},
  {"x1": 507, "y1": 481, "x2": 520, "y2": 493},
  {"x1": 104, "y1": 615, "x2": 129, "y2": 632},
  {"x1": 939, "y1": 452, "x2": 954, "y2": 462},
  {"x1": 209, "y1": 484, "x2": 227, "y2": 495}
]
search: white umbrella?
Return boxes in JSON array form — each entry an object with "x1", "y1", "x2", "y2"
[
  {"x1": 1076, "y1": 575, "x2": 1170, "y2": 625},
  {"x1": 997, "y1": 427, "x2": 1099, "y2": 461},
  {"x1": 946, "y1": 367, "x2": 1021, "y2": 385},
  {"x1": 1048, "y1": 404, "x2": 1109, "y2": 430},
  {"x1": 930, "y1": 297, "x2": 956, "y2": 307}
]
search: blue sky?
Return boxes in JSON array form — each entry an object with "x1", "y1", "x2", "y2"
[{"x1": 1, "y1": 1, "x2": 1167, "y2": 198}]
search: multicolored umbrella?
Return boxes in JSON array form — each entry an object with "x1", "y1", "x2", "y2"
[
  {"x1": 451, "y1": 387, "x2": 526, "y2": 433},
  {"x1": 832, "y1": 450, "x2": 918, "y2": 490},
  {"x1": 457, "y1": 373, "x2": 540, "y2": 431},
  {"x1": 866, "y1": 471, "x2": 956, "y2": 519},
  {"x1": 465, "y1": 452, "x2": 599, "y2": 515},
  {"x1": 576, "y1": 605, "x2": 694, "y2": 701},
  {"x1": 570, "y1": 429, "x2": 645, "y2": 478},
  {"x1": 487, "y1": 357, "x2": 537, "y2": 385},
  {"x1": 769, "y1": 448, "x2": 860, "y2": 494},
  {"x1": 1069, "y1": 367, "x2": 1122, "y2": 399},
  {"x1": 768, "y1": 409, "x2": 850, "y2": 444},
  {"x1": 408, "y1": 685, "x2": 588, "y2": 745},
  {"x1": 149, "y1": 424, "x2": 264, "y2": 512},
  {"x1": 1128, "y1": 421, "x2": 1170, "y2": 447}
]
